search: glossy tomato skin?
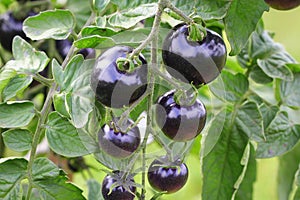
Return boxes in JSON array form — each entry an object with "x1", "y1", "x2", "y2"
[
  {"x1": 90, "y1": 46, "x2": 148, "y2": 108},
  {"x1": 264, "y1": 0, "x2": 300, "y2": 10},
  {"x1": 162, "y1": 23, "x2": 227, "y2": 87},
  {"x1": 98, "y1": 119, "x2": 141, "y2": 159},
  {"x1": 0, "y1": 11, "x2": 33, "y2": 52},
  {"x1": 56, "y1": 39, "x2": 95, "y2": 59},
  {"x1": 102, "y1": 171, "x2": 136, "y2": 200},
  {"x1": 155, "y1": 90, "x2": 206, "y2": 141},
  {"x1": 147, "y1": 158, "x2": 188, "y2": 194}
]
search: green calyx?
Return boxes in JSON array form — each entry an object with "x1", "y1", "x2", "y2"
[
  {"x1": 116, "y1": 56, "x2": 142, "y2": 73},
  {"x1": 187, "y1": 17, "x2": 207, "y2": 42}
]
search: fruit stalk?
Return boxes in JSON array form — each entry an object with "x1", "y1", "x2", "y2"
[
  {"x1": 165, "y1": 0, "x2": 194, "y2": 24},
  {"x1": 128, "y1": 0, "x2": 166, "y2": 59}
]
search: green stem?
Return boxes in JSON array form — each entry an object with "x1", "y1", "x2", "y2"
[
  {"x1": 26, "y1": 83, "x2": 56, "y2": 199},
  {"x1": 0, "y1": 129, "x2": 4, "y2": 158},
  {"x1": 151, "y1": 66, "x2": 190, "y2": 91},
  {"x1": 165, "y1": 0, "x2": 194, "y2": 24},
  {"x1": 128, "y1": 0, "x2": 166, "y2": 59},
  {"x1": 149, "y1": 127, "x2": 173, "y2": 156},
  {"x1": 25, "y1": 10, "x2": 96, "y2": 200},
  {"x1": 117, "y1": 91, "x2": 150, "y2": 129},
  {"x1": 140, "y1": 2, "x2": 165, "y2": 198},
  {"x1": 32, "y1": 74, "x2": 53, "y2": 87}
]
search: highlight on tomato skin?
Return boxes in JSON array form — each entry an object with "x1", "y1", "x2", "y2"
[
  {"x1": 147, "y1": 158, "x2": 189, "y2": 194},
  {"x1": 90, "y1": 45, "x2": 148, "y2": 108},
  {"x1": 264, "y1": 0, "x2": 300, "y2": 10},
  {"x1": 162, "y1": 23, "x2": 227, "y2": 87}
]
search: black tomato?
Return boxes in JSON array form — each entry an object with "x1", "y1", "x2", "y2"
[
  {"x1": 102, "y1": 171, "x2": 136, "y2": 200},
  {"x1": 98, "y1": 119, "x2": 140, "y2": 159},
  {"x1": 155, "y1": 90, "x2": 206, "y2": 142},
  {"x1": 147, "y1": 158, "x2": 188, "y2": 194},
  {"x1": 90, "y1": 46, "x2": 147, "y2": 108},
  {"x1": 55, "y1": 39, "x2": 95, "y2": 59},
  {"x1": 0, "y1": 11, "x2": 34, "y2": 52},
  {"x1": 162, "y1": 23, "x2": 227, "y2": 87},
  {"x1": 264, "y1": 0, "x2": 300, "y2": 10}
]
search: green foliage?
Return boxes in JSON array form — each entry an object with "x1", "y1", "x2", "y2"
[
  {"x1": 2, "y1": 129, "x2": 32, "y2": 151},
  {"x1": 202, "y1": 106, "x2": 249, "y2": 200},
  {"x1": 224, "y1": 0, "x2": 269, "y2": 55},
  {"x1": 87, "y1": 179, "x2": 103, "y2": 200},
  {"x1": 45, "y1": 112, "x2": 90, "y2": 157},
  {"x1": 0, "y1": 158, "x2": 27, "y2": 200},
  {"x1": 108, "y1": 3, "x2": 158, "y2": 29},
  {"x1": 0, "y1": 101, "x2": 35, "y2": 128},
  {"x1": 23, "y1": 9, "x2": 76, "y2": 40}
]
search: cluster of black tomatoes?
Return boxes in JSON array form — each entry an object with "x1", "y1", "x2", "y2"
[{"x1": 90, "y1": 23, "x2": 227, "y2": 199}]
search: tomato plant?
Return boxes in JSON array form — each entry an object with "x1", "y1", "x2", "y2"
[{"x1": 1, "y1": 0, "x2": 300, "y2": 200}]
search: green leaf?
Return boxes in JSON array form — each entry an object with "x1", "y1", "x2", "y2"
[
  {"x1": 108, "y1": 3, "x2": 157, "y2": 29},
  {"x1": 2, "y1": 129, "x2": 32, "y2": 151},
  {"x1": 235, "y1": 101, "x2": 264, "y2": 142},
  {"x1": 96, "y1": 16, "x2": 107, "y2": 28},
  {"x1": 78, "y1": 27, "x2": 152, "y2": 48},
  {"x1": 277, "y1": 143, "x2": 300, "y2": 200},
  {"x1": 31, "y1": 158, "x2": 85, "y2": 199},
  {"x1": 87, "y1": 179, "x2": 103, "y2": 200},
  {"x1": 195, "y1": 0, "x2": 231, "y2": 20},
  {"x1": 46, "y1": 112, "x2": 90, "y2": 157},
  {"x1": 53, "y1": 94, "x2": 70, "y2": 118},
  {"x1": 66, "y1": 0, "x2": 91, "y2": 31},
  {"x1": 81, "y1": 26, "x2": 118, "y2": 38},
  {"x1": 74, "y1": 35, "x2": 116, "y2": 49},
  {"x1": 62, "y1": 57, "x2": 95, "y2": 128},
  {"x1": 23, "y1": 9, "x2": 75, "y2": 40},
  {"x1": 0, "y1": 101, "x2": 35, "y2": 128},
  {"x1": 246, "y1": 29, "x2": 295, "y2": 81},
  {"x1": 112, "y1": 28, "x2": 151, "y2": 46},
  {"x1": 77, "y1": 109, "x2": 101, "y2": 154},
  {"x1": 202, "y1": 106, "x2": 249, "y2": 200},
  {"x1": 32, "y1": 157, "x2": 60, "y2": 180},
  {"x1": 256, "y1": 112, "x2": 300, "y2": 158},
  {"x1": 94, "y1": 0, "x2": 110, "y2": 13},
  {"x1": 2, "y1": 74, "x2": 33, "y2": 101},
  {"x1": 34, "y1": 171, "x2": 85, "y2": 200},
  {"x1": 224, "y1": 0, "x2": 269, "y2": 55},
  {"x1": 209, "y1": 71, "x2": 249, "y2": 103},
  {"x1": 51, "y1": 59, "x2": 64, "y2": 88},
  {"x1": 257, "y1": 59, "x2": 293, "y2": 81},
  {"x1": 259, "y1": 103, "x2": 279, "y2": 130},
  {"x1": 54, "y1": 56, "x2": 95, "y2": 128},
  {"x1": 110, "y1": 0, "x2": 229, "y2": 20},
  {"x1": 249, "y1": 65, "x2": 273, "y2": 84},
  {"x1": 235, "y1": 143, "x2": 257, "y2": 200},
  {"x1": 201, "y1": 109, "x2": 226, "y2": 158},
  {"x1": 3, "y1": 36, "x2": 49, "y2": 74},
  {"x1": 0, "y1": 69, "x2": 17, "y2": 99},
  {"x1": 280, "y1": 73, "x2": 300, "y2": 108},
  {"x1": 0, "y1": 158, "x2": 28, "y2": 200}
]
